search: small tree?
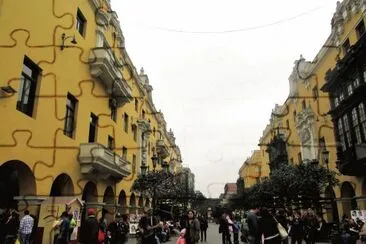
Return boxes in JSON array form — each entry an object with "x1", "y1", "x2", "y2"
[{"x1": 243, "y1": 163, "x2": 339, "y2": 209}]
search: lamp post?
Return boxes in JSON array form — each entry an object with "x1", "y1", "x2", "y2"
[{"x1": 322, "y1": 148, "x2": 330, "y2": 171}]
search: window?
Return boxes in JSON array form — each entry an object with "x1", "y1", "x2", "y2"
[
  {"x1": 343, "y1": 39, "x2": 351, "y2": 54},
  {"x1": 339, "y1": 91, "x2": 345, "y2": 102},
  {"x1": 338, "y1": 118, "x2": 346, "y2": 151},
  {"x1": 64, "y1": 93, "x2": 78, "y2": 138},
  {"x1": 132, "y1": 125, "x2": 137, "y2": 141},
  {"x1": 148, "y1": 142, "x2": 151, "y2": 155},
  {"x1": 286, "y1": 120, "x2": 289, "y2": 128},
  {"x1": 353, "y1": 77, "x2": 360, "y2": 88},
  {"x1": 88, "y1": 113, "x2": 98, "y2": 143},
  {"x1": 111, "y1": 106, "x2": 116, "y2": 122},
  {"x1": 334, "y1": 96, "x2": 339, "y2": 107},
  {"x1": 356, "y1": 20, "x2": 365, "y2": 38},
  {"x1": 290, "y1": 158, "x2": 294, "y2": 164},
  {"x1": 359, "y1": 103, "x2": 366, "y2": 140},
  {"x1": 319, "y1": 137, "x2": 326, "y2": 149},
  {"x1": 124, "y1": 113, "x2": 129, "y2": 133},
  {"x1": 122, "y1": 146, "x2": 127, "y2": 160},
  {"x1": 17, "y1": 56, "x2": 41, "y2": 117},
  {"x1": 298, "y1": 152, "x2": 302, "y2": 164},
  {"x1": 302, "y1": 100, "x2": 306, "y2": 109},
  {"x1": 312, "y1": 86, "x2": 318, "y2": 100},
  {"x1": 142, "y1": 110, "x2": 145, "y2": 119},
  {"x1": 352, "y1": 108, "x2": 362, "y2": 144},
  {"x1": 153, "y1": 127, "x2": 156, "y2": 137},
  {"x1": 347, "y1": 83, "x2": 353, "y2": 96},
  {"x1": 76, "y1": 9, "x2": 86, "y2": 37},
  {"x1": 343, "y1": 114, "x2": 352, "y2": 148},
  {"x1": 293, "y1": 110, "x2": 297, "y2": 122},
  {"x1": 135, "y1": 98, "x2": 138, "y2": 112},
  {"x1": 108, "y1": 136, "x2": 114, "y2": 151},
  {"x1": 133, "y1": 154, "x2": 137, "y2": 173}
]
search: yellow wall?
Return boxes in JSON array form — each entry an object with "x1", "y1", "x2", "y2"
[
  {"x1": 0, "y1": 0, "x2": 182, "y2": 222},
  {"x1": 241, "y1": 0, "x2": 366, "y2": 218}
]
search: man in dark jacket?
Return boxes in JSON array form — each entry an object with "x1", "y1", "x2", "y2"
[
  {"x1": 58, "y1": 211, "x2": 70, "y2": 244},
  {"x1": 80, "y1": 208, "x2": 99, "y2": 244},
  {"x1": 247, "y1": 207, "x2": 260, "y2": 244}
]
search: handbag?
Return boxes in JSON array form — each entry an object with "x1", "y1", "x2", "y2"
[
  {"x1": 98, "y1": 229, "x2": 105, "y2": 243},
  {"x1": 274, "y1": 217, "x2": 288, "y2": 240}
]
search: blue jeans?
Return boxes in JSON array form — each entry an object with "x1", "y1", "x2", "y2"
[
  {"x1": 20, "y1": 233, "x2": 31, "y2": 244},
  {"x1": 155, "y1": 235, "x2": 160, "y2": 244}
]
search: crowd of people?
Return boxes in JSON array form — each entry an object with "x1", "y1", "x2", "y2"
[
  {"x1": 0, "y1": 209, "x2": 38, "y2": 244},
  {"x1": 237, "y1": 206, "x2": 366, "y2": 244},
  {"x1": 137, "y1": 208, "x2": 209, "y2": 244}
]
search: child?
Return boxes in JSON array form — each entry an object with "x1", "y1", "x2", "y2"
[{"x1": 177, "y1": 228, "x2": 186, "y2": 244}]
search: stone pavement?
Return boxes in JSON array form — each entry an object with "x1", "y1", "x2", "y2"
[
  {"x1": 127, "y1": 223, "x2": 222, "y2": 244},
  {"x1": 126, "y1": 223, "x2": 331, "y2": 244}
]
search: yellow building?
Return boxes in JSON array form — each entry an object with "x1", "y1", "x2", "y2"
[
  {"x1": 0, "y1": 0, "x2": 182, "y2": 242},
  {"x1": 240, "y1": 0, "x2": 366, "y2": 222},
  {"x1": 239, "y1": 150, "x2": 270, "y2": 189}
]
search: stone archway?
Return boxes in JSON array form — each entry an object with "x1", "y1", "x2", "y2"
[
  {"x1": 341, "y1": 182, "x2": 357, "y2": 218},
  {"x1": 324, "y1": 186, "x2": 339, "y2": 223},
  {"x1": 118, "y1": 190, "x2": 127, "y2": 214},
  {"x1": 50, "y1": 173, "x2": 74, "y2": 196},
  {"x1": 103, "y1": 186, "x2": 115, "y2": 220},
  {"x1": 138, "y1": 196, "x2": 144, "y2": 214},
  {"x1": 82, "y1": 181, "x2": 98, "y2": 203},
  {"x1": 130, "y1": 193, "x2": 136, "y2": 207},
  {"x1": 0, "y1": 160, "x2": 36, "y2": 209},
  {"x1": 130, "y1": 193, "x2": 136, "y2": 214}
]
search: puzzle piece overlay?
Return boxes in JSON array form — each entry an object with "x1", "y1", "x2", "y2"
[{"x1": 0, "y1": 0, "x2": 186, "y2": 243}]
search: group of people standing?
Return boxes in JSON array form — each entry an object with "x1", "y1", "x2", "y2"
[
  {"x1": 0, "y1": 209, "x2": 37, "y2": 244},
  {"x1": 138, "y1": 208, "x2": 209, "y2": 244},
  {"x1": 77, "y1": 208, "x2": 129, "y2": 244},
  {"x1": 218, "y1": 212, "x2": 241, "y2": 244},
  {"x1": 242, "y1": 206, "x2": 366, "y2": 244}
]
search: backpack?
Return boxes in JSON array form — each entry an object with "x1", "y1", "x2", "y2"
[{"x1": 116, "y1": 221, "x2": 128, "y2": 237}]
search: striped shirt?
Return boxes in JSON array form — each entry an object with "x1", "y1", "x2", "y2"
[{"x1": 19, "y1": 215, "x2": 34, "y2": 235}]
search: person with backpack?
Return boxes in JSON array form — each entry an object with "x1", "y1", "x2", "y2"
[
  {"x1": 198, "y1": 214, "x2": 208, "y2": 242},
  {"x1": 108, "y1": 213, "x2": 129, "y2": 244},
  {"x1": 57, "y1": 211, "x2": 70, "y2": 244},
  {"x1": 232, "y1": 218, "x2": 240, "y2": 244}
]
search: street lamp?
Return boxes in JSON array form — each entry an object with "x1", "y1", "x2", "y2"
[
  {"x1": 322, "y1": 149, "x2": 330, "y2": 170},
  {"x1": 141, "y1": 164, "x2": 148, "y2": 176},
  {"x1": 162, "y1": 161, "x2": 169, "y2": 173},
  {"x1": 151, "y1": 154, "x2": 159, "y2": 171}
]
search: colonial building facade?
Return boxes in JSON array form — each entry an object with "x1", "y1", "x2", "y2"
[
  {"x1": 239, "y1": 0, "x2": 366, "y2": 222},
  {"x1": 0, "y1": 0, "x2": 182, "y2": 242}
]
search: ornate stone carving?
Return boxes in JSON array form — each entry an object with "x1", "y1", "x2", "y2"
[{"x1": 296, "y1": 108, "x2": 317, "y2": 161}]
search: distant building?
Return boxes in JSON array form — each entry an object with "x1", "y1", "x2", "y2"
[{"x1": 220, "y1": 183, "x2": 237, "y2": 205}]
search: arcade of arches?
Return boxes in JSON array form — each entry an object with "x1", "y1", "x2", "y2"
[{"x1": 0, "y1": 161, "x2": 151, "y2": 216}]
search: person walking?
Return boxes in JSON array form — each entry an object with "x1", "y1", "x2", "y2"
[
  {"x1": 108, "y1": 213, "x2": 129, "y2": 244},
  {"x1": 258, "y1": 208, "x2": 281, "y2": 244},
  {"x1": 247, "y1": 207, "x2": 260, "y2": 244},
  {"x1": 177, "y1": 228, "x2": 187, "y2": 244},
  {"x1": 57, "y1": 211, "x2": 70, "y2": 244},
  {"x1": 289, "y1": 211, "x2": 303, "y2": 244},
  {"x1": 19, "y1": 210, "x2": 34, "y2": 244},
  {"x1": 198, "y1": 215, "x2": 208, "y2": 242},
  {"x1": 80, "y1": 208, "x2": 99, "y2": 244},
  {"x1": 5, "y1": 211, "x2": 20, "y2": 244},
  {"x1": 186, "y1": 210, "x2": 200, "y2": 244}
]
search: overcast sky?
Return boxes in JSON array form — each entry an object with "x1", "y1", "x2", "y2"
[{"x1": 112, "y1": 0, "x2": 339, "y2": 198}]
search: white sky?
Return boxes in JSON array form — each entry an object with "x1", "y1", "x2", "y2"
[{"x1": 112, "y1": 0, "x2": 339, "y2": 198}]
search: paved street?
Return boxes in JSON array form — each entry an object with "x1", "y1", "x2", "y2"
[
  {"x1": 126, "y1": 223, "x2": 332, "y2": 244},
  {"x1": 127, "y1": 223, "x2": 222, "y2": 244}
]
